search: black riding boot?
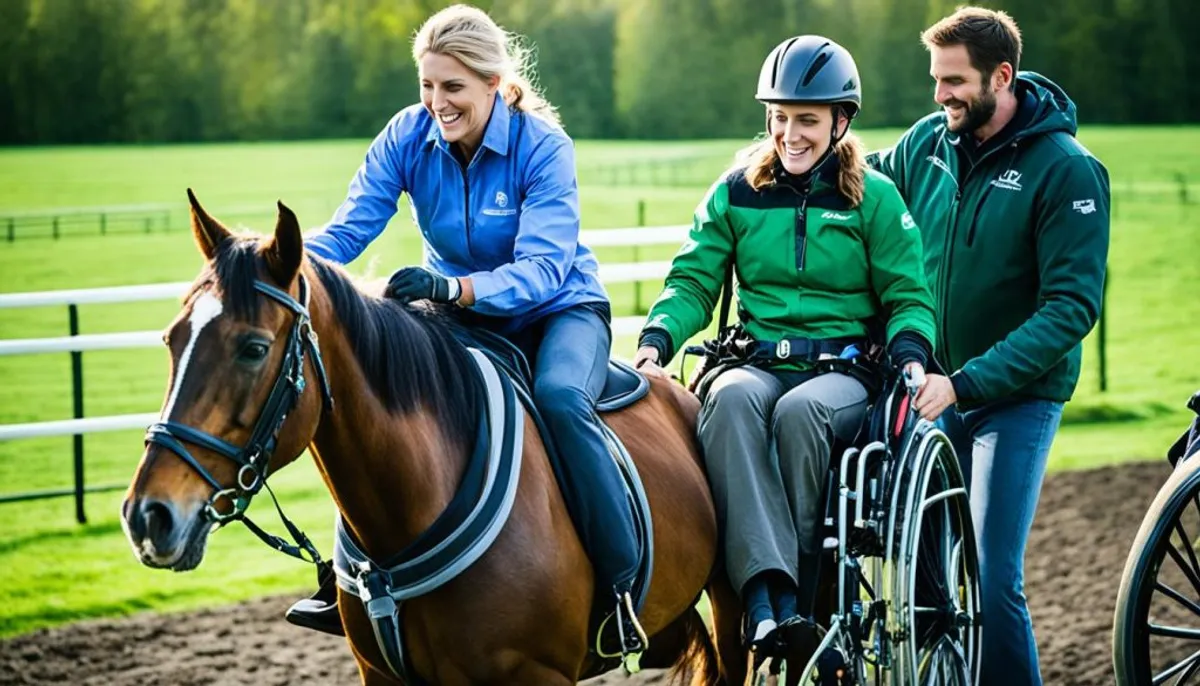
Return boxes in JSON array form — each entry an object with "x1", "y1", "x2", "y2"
[{"x1": 285, "y1": 563, "x2": 345, "y2": 637}]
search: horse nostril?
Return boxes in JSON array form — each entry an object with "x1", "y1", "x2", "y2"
[{"x1": 141, "y1": 499, "x2": 177, "y2": 549}]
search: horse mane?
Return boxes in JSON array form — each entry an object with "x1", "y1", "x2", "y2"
[{"x1": 191, "y1": 237, "x2": 480, "y2": 436}]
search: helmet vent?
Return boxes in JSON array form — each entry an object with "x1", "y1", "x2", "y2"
[
  {"x1": 774, "y1": 37, "x2": 800, "y2": 87},
  {"x1": 801, "y1": 46, "x2": 833, "y2": 87}
]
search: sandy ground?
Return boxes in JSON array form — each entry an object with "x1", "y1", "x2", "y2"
[{"x1": 0, "y1": 460, "x2": 1171, "y2": 685}]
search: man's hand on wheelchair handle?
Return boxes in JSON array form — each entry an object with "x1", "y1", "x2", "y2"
[{"x1": 913, "y1": 372, "x2": 956, "y2": 421}]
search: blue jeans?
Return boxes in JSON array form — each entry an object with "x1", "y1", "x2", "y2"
[
  {"x1": 938, "y1": 398, "x2": 1064, "y2": 686},
  {"x1": 525, "y1": 304, "x2": 640, "y2": 594}
]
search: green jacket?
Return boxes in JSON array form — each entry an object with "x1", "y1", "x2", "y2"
[
  {"x1": 869, "y1": 72, "x2": 1110, "y2": 406},
  {"x1": 642, "y1": 156, "x2": 936, "y2": 369}
]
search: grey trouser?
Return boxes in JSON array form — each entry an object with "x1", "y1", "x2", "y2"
[{"x1": 698, "y1": 366, "x2": 869, "y2": 596}]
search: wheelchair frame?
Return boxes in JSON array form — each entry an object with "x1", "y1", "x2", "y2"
[{"x1": 762, "y1": 376, "x2": 983, "y2": 686}]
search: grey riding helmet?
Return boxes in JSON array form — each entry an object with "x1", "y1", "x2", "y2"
[{"x1": 756, "y1": 35, "x2": 862, "y2": 118}]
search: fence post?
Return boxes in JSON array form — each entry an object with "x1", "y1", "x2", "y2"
[
  {"x1": 162, "y1": 210, "x2": 170, "y2": 232},
  {"x1": 1176, "y1": 172, "x2": 1190, "y2": 206},
  {"x1": 634, "y1": 200, "x2": 646, "y2": 314},
  {"x1": 100, "y1": 213, "x2": 107, "y2": 236},
  {"x1": 68, "y1": 304, "x2": 88, "y2": 524},
  {"x1": 53, "y1": 217, "x2": 60, "y2": 240},
  {"x1": 144, "y1": 217, "x2": 151, "y2": 234},
  {"x1": 1099, "y1": 268, "x2": 1108, "y2": 393},
  {"x1": 6, "y1": 217, "x2": 13, "y2": 242}
]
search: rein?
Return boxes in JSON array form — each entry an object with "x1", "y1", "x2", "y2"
[{"x1": 144, "y1": 275, "x2": 334, "y2": 565}]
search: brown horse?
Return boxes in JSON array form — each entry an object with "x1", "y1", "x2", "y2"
[{"x1": 121, "y1": 193, "x2": 749, "y2": 685}]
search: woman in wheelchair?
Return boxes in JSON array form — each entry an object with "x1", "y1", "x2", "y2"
[{"x1": 634, "y1": 36, "x2": 936, "y2": 658}]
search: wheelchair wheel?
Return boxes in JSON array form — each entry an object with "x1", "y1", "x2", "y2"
[
  {"x1": 887, "y1": 422, "x2": 982, "y2": 685},
  {"x1": 1113, "y1": 455, "x2": 1200, "y2": 685}
]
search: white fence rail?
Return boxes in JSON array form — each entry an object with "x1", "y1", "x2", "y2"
[
  {"x1": 1, "y1": 224, "x2": 685, "y2": 436},
  {"x1": 0, "y1": 223, "x2": 687, "y2": 519}
]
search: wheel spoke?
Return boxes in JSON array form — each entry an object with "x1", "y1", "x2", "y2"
[
  {"x1": 1175, "y1": 519, "x2": 1200, "y2": 590},
  {"x1": 1153, "y1": 648, "x2": 1200, "y2": 685},
  {"x1": 1156, "y1": 581, "x2": 1200, "y2": 619},
  {"x1": 1179, "y1": 655, "x2": 1200, "y2": 684},
  {"x1": 918, "y1": 636, "x2": 969, "y2": 686},
  {"x1": 1165, "y1": 538, "x2": 1200, "y2": 600},
  {"x1": 1150, "y1": 624, "x2": 1200, "y2": 641}
]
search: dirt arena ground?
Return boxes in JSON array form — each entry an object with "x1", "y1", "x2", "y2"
[{"x1": 0, "y1": 460, "x2": 1170, "y2": 685}]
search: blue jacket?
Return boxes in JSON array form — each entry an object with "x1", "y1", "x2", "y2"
[{"x1": 305, "y1": 96, "x2": 609, "y2": 333}]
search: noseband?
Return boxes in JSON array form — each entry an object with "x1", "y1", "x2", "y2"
[{"x1": 144, "y1": 275, "x2": 334, "y2": 562}]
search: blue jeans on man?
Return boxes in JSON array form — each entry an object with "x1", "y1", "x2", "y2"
[{"x1": 938, "y1": 398, "x2": 1064, "y2": 686}]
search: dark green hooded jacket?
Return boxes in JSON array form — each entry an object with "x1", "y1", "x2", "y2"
[{"x1": 869, "y1": 72, "x2": 1110, "y2": 406}]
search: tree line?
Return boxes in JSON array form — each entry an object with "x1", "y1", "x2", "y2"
[{"x1": 1, "y1": 0, "x2": 1196, "y2": 145}]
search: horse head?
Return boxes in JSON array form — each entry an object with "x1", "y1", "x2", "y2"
[{"x1": 121, "y1": 191, "x2": 329, "y2": 571}]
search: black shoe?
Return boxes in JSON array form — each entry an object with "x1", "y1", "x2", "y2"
[
  {"x1": 776, "y1": 615, "x2": 821, "y2": 666},
  {"x1": 815, "y1": 644, "x2": 849, "y2": 686},
  {"x1": 285, "y1": 565, "x2": 345, "y2": 637}
]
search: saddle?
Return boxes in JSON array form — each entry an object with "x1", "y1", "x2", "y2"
[{"x1": 448, "y1": 324, "x2": 657, "y2": 670}]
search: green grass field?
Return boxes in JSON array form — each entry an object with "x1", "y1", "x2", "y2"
[{"x1": 1, "y1": 127, "x2": 1198, "y2": 638}]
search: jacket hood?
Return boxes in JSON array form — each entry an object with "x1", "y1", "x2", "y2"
[{"x1": 1016, "y1": 71, "x2": 1078, "y2": 138}]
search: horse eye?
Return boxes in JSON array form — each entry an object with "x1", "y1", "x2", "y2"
[{"x1": 239, "y1": 342, "x2": 269, "y2": 363}]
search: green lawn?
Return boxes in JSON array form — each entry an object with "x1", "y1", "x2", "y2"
[{"x1": 0, "y1": 128, "x2": 1197, "y2": 638}]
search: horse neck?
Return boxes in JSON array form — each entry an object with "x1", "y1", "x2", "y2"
[{"x1": 304, "y1": 273, "x2": 469, "y2": 558}]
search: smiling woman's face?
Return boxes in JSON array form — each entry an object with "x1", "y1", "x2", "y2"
[
  {"x1": 769, "y1": 102, "x2": 843, "y2": 176},
  {"x1": 419, "y1": 51, "x2": 498, "y2": 156}
]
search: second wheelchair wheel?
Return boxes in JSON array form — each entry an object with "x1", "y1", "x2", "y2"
[
  {"x1": 1113, "y1": 454, "x2": 1200, "y2": 685},
  {"x1": 886, "y1": 423, "x2": 982, "y2": 685}
]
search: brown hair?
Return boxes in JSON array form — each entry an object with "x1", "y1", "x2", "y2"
[
  {"x1": 921, "y1": 6, "x2": 1022, "y2": 86},
  {"x1": 735, "y1": 115, "x2": 866, "y2": 207}
]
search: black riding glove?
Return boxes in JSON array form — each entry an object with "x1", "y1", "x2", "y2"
[{"x1": 384, "y1": 266, "x2": 461, "y2": 305}]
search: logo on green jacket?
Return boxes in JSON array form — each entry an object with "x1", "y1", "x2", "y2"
[
  {"x1": 821, "y1": 211, "x2": 852, "y2": 221},
  {"x1": 990, "y1": 169, "x2": 1024, "y2": 191},
  {"x1": 901, "y1": 212, "x2": 916, "y2": 230},
  {"x1": 1072, "y1": 199, "x2": 1097, "y2": 215}
]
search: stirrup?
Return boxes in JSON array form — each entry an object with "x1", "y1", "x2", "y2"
[
  {"x1": 595, "y1": 590, "x2": 648, "y2": 664},
  {"x1": 616, "y1": 590, "x2": 648, "y2": 655}
]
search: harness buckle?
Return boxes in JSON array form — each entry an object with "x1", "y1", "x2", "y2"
[
  {"x1": 237, "y1": 463, "x2": 261, "y2": 492},
  {"x1": 776, "y1": 339, "x2": 792, "y2": 360},
  {"x1": 205, "y1": 487, "x2": 243, "y2": 523},
  {"x1": 354, "y1": 564, "x2": 398, "y2": 621}
]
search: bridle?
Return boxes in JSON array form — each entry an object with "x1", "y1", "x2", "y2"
[{"x1": 144, "y1": 274, "x2": 335, "y2": 563}]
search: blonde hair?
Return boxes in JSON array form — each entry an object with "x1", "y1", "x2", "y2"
[
  {"x1": 412, "y1": 4, "x2": 560, "y2": 126},
  {"x1": 735, "y1": 110, "x2": 866, "y2": 207}
]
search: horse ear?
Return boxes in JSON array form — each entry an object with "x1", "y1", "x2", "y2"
[
  {"x1": 187, "y1": 188, "x2": 231, "y2": 260},
  {"x1": 263, "y1": 200, "x2": 304, "y2": 286}
]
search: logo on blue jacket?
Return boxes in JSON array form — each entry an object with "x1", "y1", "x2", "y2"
[{"x1": 483, "y1": 190, "x2": 517, "y2": 216}]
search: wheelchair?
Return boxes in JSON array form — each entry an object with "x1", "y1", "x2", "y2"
[
  {"x1": 1112, "y1": 390, "x2": 1200, "y2": 685},
  {"x1": 751, "y1": 365, "x2": 983, "y2": 686}
]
